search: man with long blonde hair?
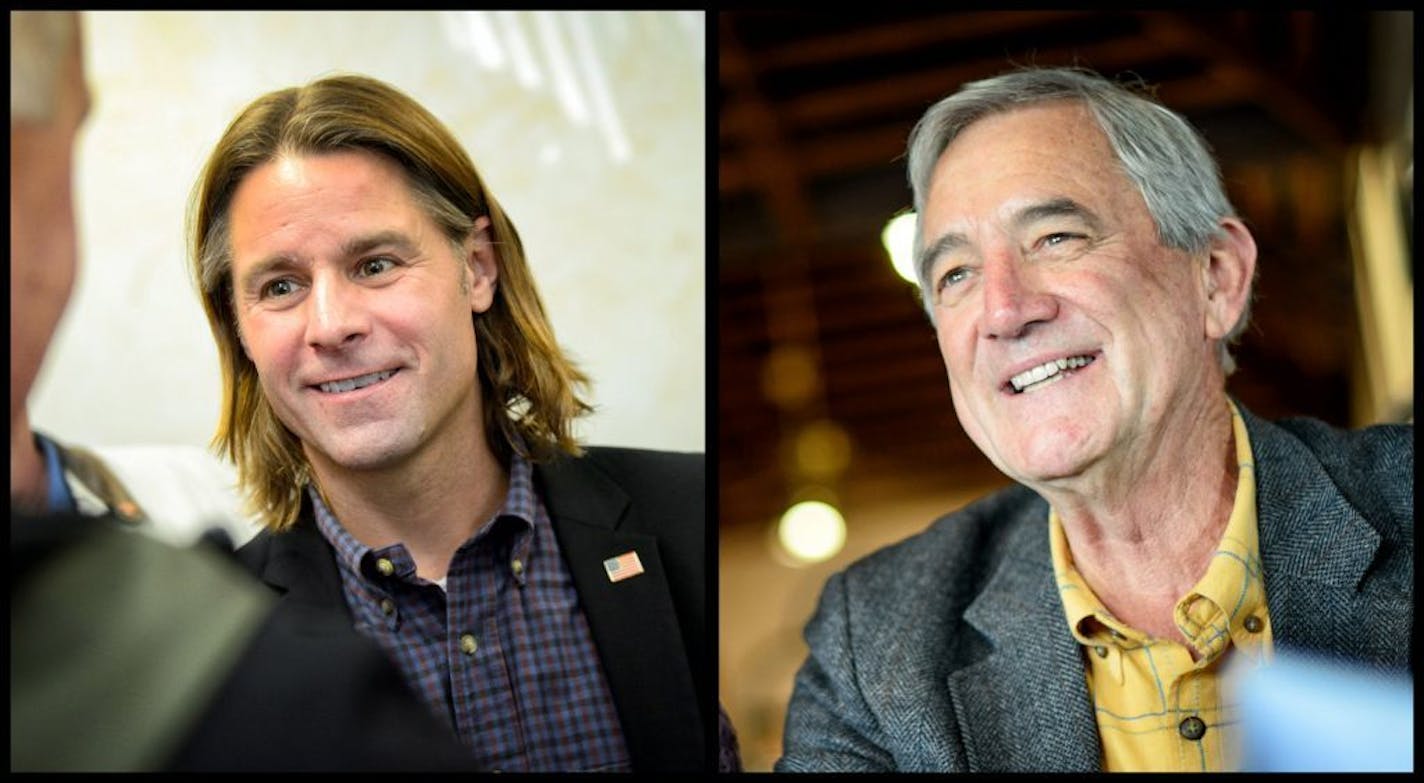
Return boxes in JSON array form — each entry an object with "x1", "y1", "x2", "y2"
[
  {"x1": 12, "y1": 12, "x2": 476, "y2": 772},
  {"x1": 188, "y1": 73, "x2": 712, "y2": 772}
]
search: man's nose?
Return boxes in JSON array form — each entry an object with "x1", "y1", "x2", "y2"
[
  {"x1": 980, "y1": 251, "x2": 1057, "y2": 340},
  {"x1": 305, "y1": 273, "x2": 368, "y2": 350}
]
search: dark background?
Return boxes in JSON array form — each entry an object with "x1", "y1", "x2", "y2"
[{"x1": 719, "y1": 9, "x2": 1413, "y2": 537}]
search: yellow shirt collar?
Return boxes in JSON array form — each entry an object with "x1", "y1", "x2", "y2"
[{"x1": 1050, "y1": 400, "x2": 1265, "y2": 660}]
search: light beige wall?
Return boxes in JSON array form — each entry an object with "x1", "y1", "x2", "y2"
[{"x1": 31, "y1": 11, "x2": 705, "y2": 453}]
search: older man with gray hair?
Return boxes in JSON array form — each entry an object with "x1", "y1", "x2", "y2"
[{"x1": 777, "y1": 67, "x2": 1411, "y2": 772}]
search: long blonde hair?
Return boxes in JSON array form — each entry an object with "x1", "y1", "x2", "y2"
[{"x1": 188, "y1": 74, "x2": 591, "y2": 531}]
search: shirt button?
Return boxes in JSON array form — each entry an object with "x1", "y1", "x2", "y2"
[
  {"x1": 511, "y1": 558, "x2": 524, "y2": 576},
  {"x1": 1108, "y1": 628, "x2": 1125, "y2": 640},
  {"x1": 459, "y1": 633, "x2": 478, "y2": 656},
  {"x1": 376, "y1": 558, "x2": 395, "y2": 577},
  {"x1": 380, "y1": 598, "x2": 396, "y2": 617},
  {"x1": 1093, "y1": 645, "x2": 1109, "y2": 659},
  {"x1": 1179, "y1": 716, "x2": 1207, "y2": 741},
  {"x1": 1244, "y1": 615, "x2": 1264, "y2": 633}
]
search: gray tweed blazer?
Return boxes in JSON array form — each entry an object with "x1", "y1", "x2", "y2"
[{"x1": 777, "y1": 404, "x2": 1413, "y2": 772}]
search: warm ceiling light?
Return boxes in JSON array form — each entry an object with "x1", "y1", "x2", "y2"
[
  {"x1": 881, "y1": 210, "x2": 919, "y2": 286},
  {"x1": 776, "y1": 500, "x2": 846, "y2": 564}
]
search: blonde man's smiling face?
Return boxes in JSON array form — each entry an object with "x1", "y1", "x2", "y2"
[{"x1": 227, "y1": 149, "x2": 498, "y2": 478}]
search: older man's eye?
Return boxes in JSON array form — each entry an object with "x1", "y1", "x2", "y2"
[
  {"x1": 1040, "y1": 232, "x2": 1083, "y2": 248},
  {"x1": 937, "y1": 266, "x2": 969, "y2": 290}
]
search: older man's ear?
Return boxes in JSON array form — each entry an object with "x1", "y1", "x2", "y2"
[{"x1": 1201, "y1": 217, "x2": 1257, "y2": 343}]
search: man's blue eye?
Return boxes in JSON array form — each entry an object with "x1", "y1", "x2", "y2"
[
  {"x1": 262, "y1": 279, "x2": 295, "y2": 298},
  {"x1": 1042, "y1": 232, "x2": 1081, "y2": 247},
  {"x1": 938, "y1": 267, "x2": 968, "y2": 290}
]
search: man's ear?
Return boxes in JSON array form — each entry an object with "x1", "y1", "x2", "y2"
[
  {"x1": 465, "y1": 215, "x2": 499, "y2": 314},
  {"x1": 1201, "y1": 217, "x2": 1256, "y2": 341}
]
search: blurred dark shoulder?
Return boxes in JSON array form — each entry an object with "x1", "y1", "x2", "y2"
[{"x1": 11, "y1": 508, "x2": 476, "y2": 772}]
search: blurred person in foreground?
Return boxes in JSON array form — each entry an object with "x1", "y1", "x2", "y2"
[
  {"x1": 11, "y1": 10, "x2": 476, "y2": 772},
  {"x1": 188, "y1": 72, "x2": 726, "y2": 771},
  {"x1": 777, "y1": 67, "x2": 1412, "y2": 772}
]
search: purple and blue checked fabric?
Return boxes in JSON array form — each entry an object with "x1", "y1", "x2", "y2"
[{"x1": 311, "y1": 454, "x2": 631, "y2": 772}]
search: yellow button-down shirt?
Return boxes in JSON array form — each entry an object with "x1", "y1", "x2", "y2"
[{"x1": 1050, "y1": 402, "x2": 1274, "y2": 771}]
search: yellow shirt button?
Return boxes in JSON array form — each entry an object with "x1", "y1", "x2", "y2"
[
  {"x1": 376, "y1": 558, "x2": 395, "y2": 577},
  {"x1": 1243, "y1": 615, "x2": 1263, "y2": 633},
  {"x1": 1093, "y1": 645, "x2": 1109, "y2": 659},
  {"x1": 460, "y1": 633, "x2": 478, "y2": 656},
  {"x1": 1179, "y1": 716, "x2": 1207, "y2": 741}
]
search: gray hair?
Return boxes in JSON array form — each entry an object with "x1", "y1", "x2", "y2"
[
  {"x1": 906, "y1": 67, "x2": 1251, "y2": 375},
  {"x1": 10, "y1": 11, "x2": 76, "y2": 122}
]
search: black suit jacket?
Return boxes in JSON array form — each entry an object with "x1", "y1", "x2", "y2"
[
  {"x1": 12, "y1": 510, "x2": 477, "y2": 772},
  {"x1": 235, "y1": 446, "x2": 709, "y2": 772}
]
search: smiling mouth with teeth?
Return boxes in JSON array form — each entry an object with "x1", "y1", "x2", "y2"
[
  {"x1": 1009, "y1": 355, "x2": 1095, "y2": 394},
  {"x1": 317, "y1": 369, "x2": 397, "y2": 394}
]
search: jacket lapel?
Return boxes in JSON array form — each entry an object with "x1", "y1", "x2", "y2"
[
  {"x1": 938, "y1": 407, "x2": 1405, "y2": 770},
  {"x1": 247, "y1": 494, "x2": 349, "y2": 610},
  {"x1": 1244, "y1": 410, "x2": 1408, "y2": 669},
  {"x1": 249, "y1": 462, "x2": 707, "y2": 769},
  {"x1": 948, "y1": 503, "x2": 1101, "y2": 772},
  {"x1": 535, "y1": 457, "x2": 704, "y2": 771}
]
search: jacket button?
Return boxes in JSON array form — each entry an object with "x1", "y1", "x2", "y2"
[
  {"x1": 1243, "y1": 615, "x2": 1263, "y2": 633},
  {"x1": 376, "y1": 558, "x2": 395, "y2": 576},
  {"x1": 460, "y1": 633, "x2": 478, "y2": 656},
  {"x1": 1179, "y1": 716, "x2": 1206, "y2": 741}
]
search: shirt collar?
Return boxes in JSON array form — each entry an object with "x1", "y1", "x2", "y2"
[
  {"x1": 310, "y1": 450, "x2": 539, "y2": 583},
  {"x1": 1050, "y1": 399, "x2": 1264, "y2": 657},
  {"x1": 1173, "y1": 399, "x2": 1264, "y2": 660}
]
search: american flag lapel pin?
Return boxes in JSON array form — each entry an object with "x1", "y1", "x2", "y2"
[{"x1": 603, "y1": 550, "x2": 645, "y2": 583}]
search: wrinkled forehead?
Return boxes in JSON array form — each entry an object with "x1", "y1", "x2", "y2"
[
  {"x1": 925, "y1": 103, "x2": 1127, "y2": 220},
  {"x1": 938, "y1": 101, "x2": 1115, "y2": 181}
]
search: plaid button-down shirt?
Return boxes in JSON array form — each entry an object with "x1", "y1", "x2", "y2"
[{"x1": 311, "y1": 454, "x2": 630, "y2": 771}]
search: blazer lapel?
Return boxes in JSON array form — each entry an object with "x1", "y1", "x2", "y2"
[
  {"x1": 1245, "y1": 410, "x2": 1409, "y2": 669},
  {"x1": 948, "y1": 508, "x2": 1101, "y2": 772},
  {"x1": 536, "y1": 457, "x2": 704, "y2": 771},
  {"x1": 247, "y1": 495, "x2": 350, "y2": 612}
]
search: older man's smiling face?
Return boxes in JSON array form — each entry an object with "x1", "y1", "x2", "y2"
[{"x1": 919, "y1": 101, "x2": 1220, "y2": 488}]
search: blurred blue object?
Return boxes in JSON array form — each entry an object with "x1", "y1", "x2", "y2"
[{"x1": 1237, "y1": 649, "x2": 1413, "y2": 772}]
